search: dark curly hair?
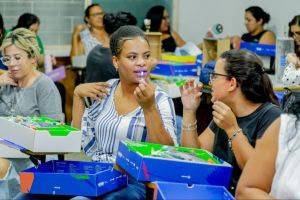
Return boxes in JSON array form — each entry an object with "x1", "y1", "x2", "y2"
[{"x1": 103, "y1": 12, "x2": 137, "y2": 35}]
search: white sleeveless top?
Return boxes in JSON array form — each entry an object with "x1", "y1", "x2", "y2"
[
  {"x1": 270, "y1": 114, "x2": 300, "y2": 199},
  {"x1": 80, "y1": 28, "x2": 102, "y2": 56}
]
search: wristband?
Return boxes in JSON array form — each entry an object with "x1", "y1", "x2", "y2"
[{"x1": 228, "y1": 128, "x2": 242, "y2": 149}]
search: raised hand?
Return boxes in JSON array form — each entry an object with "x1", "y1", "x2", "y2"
[
  {"x1": 0, "y1": 72, "x2": 17, "y2": 87},
  {"x1": 134, "y1": 79, "x2": 156, "y2": 110},
  {"x1": 180, "y1": 79, "x2": 203, "y2": 112},
  {"x1": 212, "y1": 101, "x2": 239, "y2": 136},
  {"x1": 74, "y1": 82, "x2": 110, "y2": 100}
]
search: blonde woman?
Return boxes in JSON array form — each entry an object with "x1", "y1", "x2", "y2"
[{"x1": 0, "y1": 28, "x2": 63, "y2": 199}]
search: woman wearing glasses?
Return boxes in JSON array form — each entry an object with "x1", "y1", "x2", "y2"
[
  {"x1": 70, "y1": 3, "x2": 109, "y2": 57},
  {"x1": 143, "y1": 5, "x2": 186, "y2": 52},
  {"x1": 282, "y1": 15, "x2": 300, "y2": 86},
  {"x1": 180, "y1": 49, "x2": 281, "y2": 194},
  {"x1": 0, "y1": 28, "x2": 63, "y2": 199}
]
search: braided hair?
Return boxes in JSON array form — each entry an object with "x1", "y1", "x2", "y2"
[
  {"x1": 1, "y1": 28, "x2": 40, "y2": 60},
  {"x1": 110, "y1": 25, "x2": 149, "y2": 57}
]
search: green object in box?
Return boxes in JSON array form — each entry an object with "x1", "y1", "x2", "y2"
[
  {"x1": 5, "y1": 116, "x2": 79, "y2": 136},
  {"x1": 123, "y1": 140, "x2": 220, "y2": 165}
]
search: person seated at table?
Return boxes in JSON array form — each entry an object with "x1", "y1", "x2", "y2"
[
  {"x1": 85, "y1": 11, "x2": 137, "y2": 83},
  {"x1": 232, "y1": 6, "x2": 276, "y2": 49},
  {"x1": 142, "y1": 5, "x2": 186, "y2": 52},
  {"x1": 70, "y1": 3, "x2": 108, "y2": 57},
  {"x1": 72, "y1": 25, "x2": 177, "y2": 199},
  {"x1": 236, "y1": 91, "x2": 300, "y2": 199},
  {"x1": 180, "y1": 49, "x2": 281, "y2": 194},
  {"x1": 0, "y1": 28, "x2": 63, "y2": 199},
  {"x1": 282, "y1": 15, "x2": 300, "y2": 86}
]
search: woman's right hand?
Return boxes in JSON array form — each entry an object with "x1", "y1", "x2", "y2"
[
  {"x1": 180, "y1": 79, "x2": 203, "y2": 112},
  {"x1": 74, "y1": 82, "x2": 110, "y2": 100},
  {"x1": 0, "y1": 72, "x2": 17, "y2": 87},
  {"x1": 286, "y1": 53, "x2": 300, "y2": 67},
  {"x1": 73, "y1": 24, "x2": 87, "y2": 36}
]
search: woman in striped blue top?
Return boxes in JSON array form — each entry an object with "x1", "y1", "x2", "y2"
[
  {"x1": 72, "y1": 25, "x2": 177, "y2": 199},
  {"x1": 72, "y1": 25, "x2": 177, "y2": 162}
]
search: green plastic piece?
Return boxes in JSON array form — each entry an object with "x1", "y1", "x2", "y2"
[
  {"x1": 5, "y1": 116, "x2": 79, "y2": 136},
  {"x1": 71, "y1": 174, "x2": 90, "y2": 180},
  {"x1": 123, "y1": 140, "x2": 221, "y2": 164}
]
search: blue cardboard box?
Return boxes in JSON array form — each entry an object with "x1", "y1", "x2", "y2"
[
  {"x1": 116, "y1": 141, "x2": 232, "y2": 187},
  {"x1": 240, "y1": 42, "x2": 275, "y2": 56},
  {"x1": 151, "y1": 62, "x2": 198, "y2": 77},
  {"x1": 153, "y1": 181, "x2": 234, "y2": 200},
  {"x1": 20, "y1": 160, "x2": 127, "y2": 197}
]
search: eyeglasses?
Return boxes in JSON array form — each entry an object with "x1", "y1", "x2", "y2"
[
  {"x1": 90, "y1": 12, "x2": 105, "y2": 17},
  {"x1": 210, "y1": 72, "x2": 231, "y2": 81},
  {"x1": 0, "y1": 54, "x2": 27, "y2": 65},
  {"x1": 291, "y1": 31, "x2": 300, "y2": 37}
]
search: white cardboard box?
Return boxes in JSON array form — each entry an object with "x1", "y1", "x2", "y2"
[{"x1": 0, "y1": 117, "x2": 82, "y2": 155}]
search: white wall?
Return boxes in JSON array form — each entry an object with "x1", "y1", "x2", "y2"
[{"x1": 174, "y1": 0, "x2": 300, "y2": 44}]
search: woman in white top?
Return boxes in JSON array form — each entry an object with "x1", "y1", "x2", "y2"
[
  {"x1": 282, "y1": 15, "x2": 300, "y2": 86},
  {"x1": 70, "y1": 3, "x2": 109, "y2": 57},
  {"x1": 236, "y1": 92, "x2": 300, "y2": 199}
]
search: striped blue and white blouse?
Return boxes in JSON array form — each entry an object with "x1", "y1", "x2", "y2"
[{"x1": 81, "y1": 79, "x2": 177, "y2": 162}]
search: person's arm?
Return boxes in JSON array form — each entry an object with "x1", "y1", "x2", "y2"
[
  {"x1": 171, "y1": 31, "x2": 186, "y2": 47},
  {"x1": 259, "y1": 31, "x2": 276, "y2": 45},
  {"x1": 179, "y1": 79, "x2": 215, "y2": 151},
  {"x1": 37, "y1": 77, "x2": 64, "y2": 121},
  {"x1": 212, "y1": 101, "x2": 261, "y2": 169},
  {"x1": 181, "y1": 108, "x2": 215, "y2": 152},
  {"x1": 0, "y1": 158, "x2": 10, "y2": 179},
  {"x1": 134, "y1": 80, "x2": 174, "y2": 145},
  {"x1": 72, "y1": 82, "x2": 110, "y2": 128},
  {"x1": 70, "y1": 24, "x2": 86, "y2": 57},
  {"x1": 236, "y1": 118, "x2": 280, "y2": 199}
]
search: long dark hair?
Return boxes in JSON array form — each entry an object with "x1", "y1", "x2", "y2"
[
  {"x1": 245, "y1": 6, "x2": 270, "y2": 25},
  {"x1": 220, "y1": 49, "x2": 279, "y2": 105},
  {"x1": 12, "y1": 13, "x2": 40, "y2": 30},
  {"x1": 0, "y1": 13, "x2": 5, "y2": 45},
  {"x1": 142, "y1": 5, "x2": 170, "y2": 33},
  {"x1": 288, "y1": 15, "x2": 300, "y2": 57},
  {"x1": 103, "y1": 12, "x2": 137, "y2": 35}
]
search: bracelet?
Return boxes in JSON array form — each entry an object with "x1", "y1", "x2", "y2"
[
  {"x1": 182, "y1": 125, "x2": 197, "y2": 131},
  {"x1": 182, "y1": 120, "x2": 197, "y2": 132},
  {"x1": 182, "y1": 120, "x2": 197, "y2": 128},
  {"x1": 228, "y1": 128, "x2": 242, "y2": 149}
]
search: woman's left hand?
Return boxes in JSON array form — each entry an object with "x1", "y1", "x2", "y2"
[
  {"x1": 134, "y1": 79, "x2": 156, "y2": 110},
  {"x1": 212, "y1": 101, "x2": 239, "y2": 137}
]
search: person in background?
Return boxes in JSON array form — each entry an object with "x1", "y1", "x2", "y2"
[
  {"x1": 85, "y1": 11, "x2": 137, "y2": 83},
  {"x1": 236, "y1": 92, "x2": 300, "y2": 199},
  {"x1": 0, "y1": 28, "x2": 63, "y2": 199},
  {"x1": 70, "y1": 3, "x2": 108, "y2": 57},
  {"x1": 282, "y1": 15, "x2": 300, "y2": 86},
  {"x1": 12, "y1": 13, "x2": 44, "y2": 57},
  {"x1": 72, "y1": 25, "x2": 177, "y2": 199},
  {"x1": 232, "y1": 6, "x2": 276, "y2": 49},
  {"x1": 143, "y1": 5, "x2": 186, "y2": 52},
  {"x1": 0, "y1": 13, "x2": 7, "y2": 70},
  {"x1": 180, "y1": 49, "x2": 281, "y2": 194}
]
